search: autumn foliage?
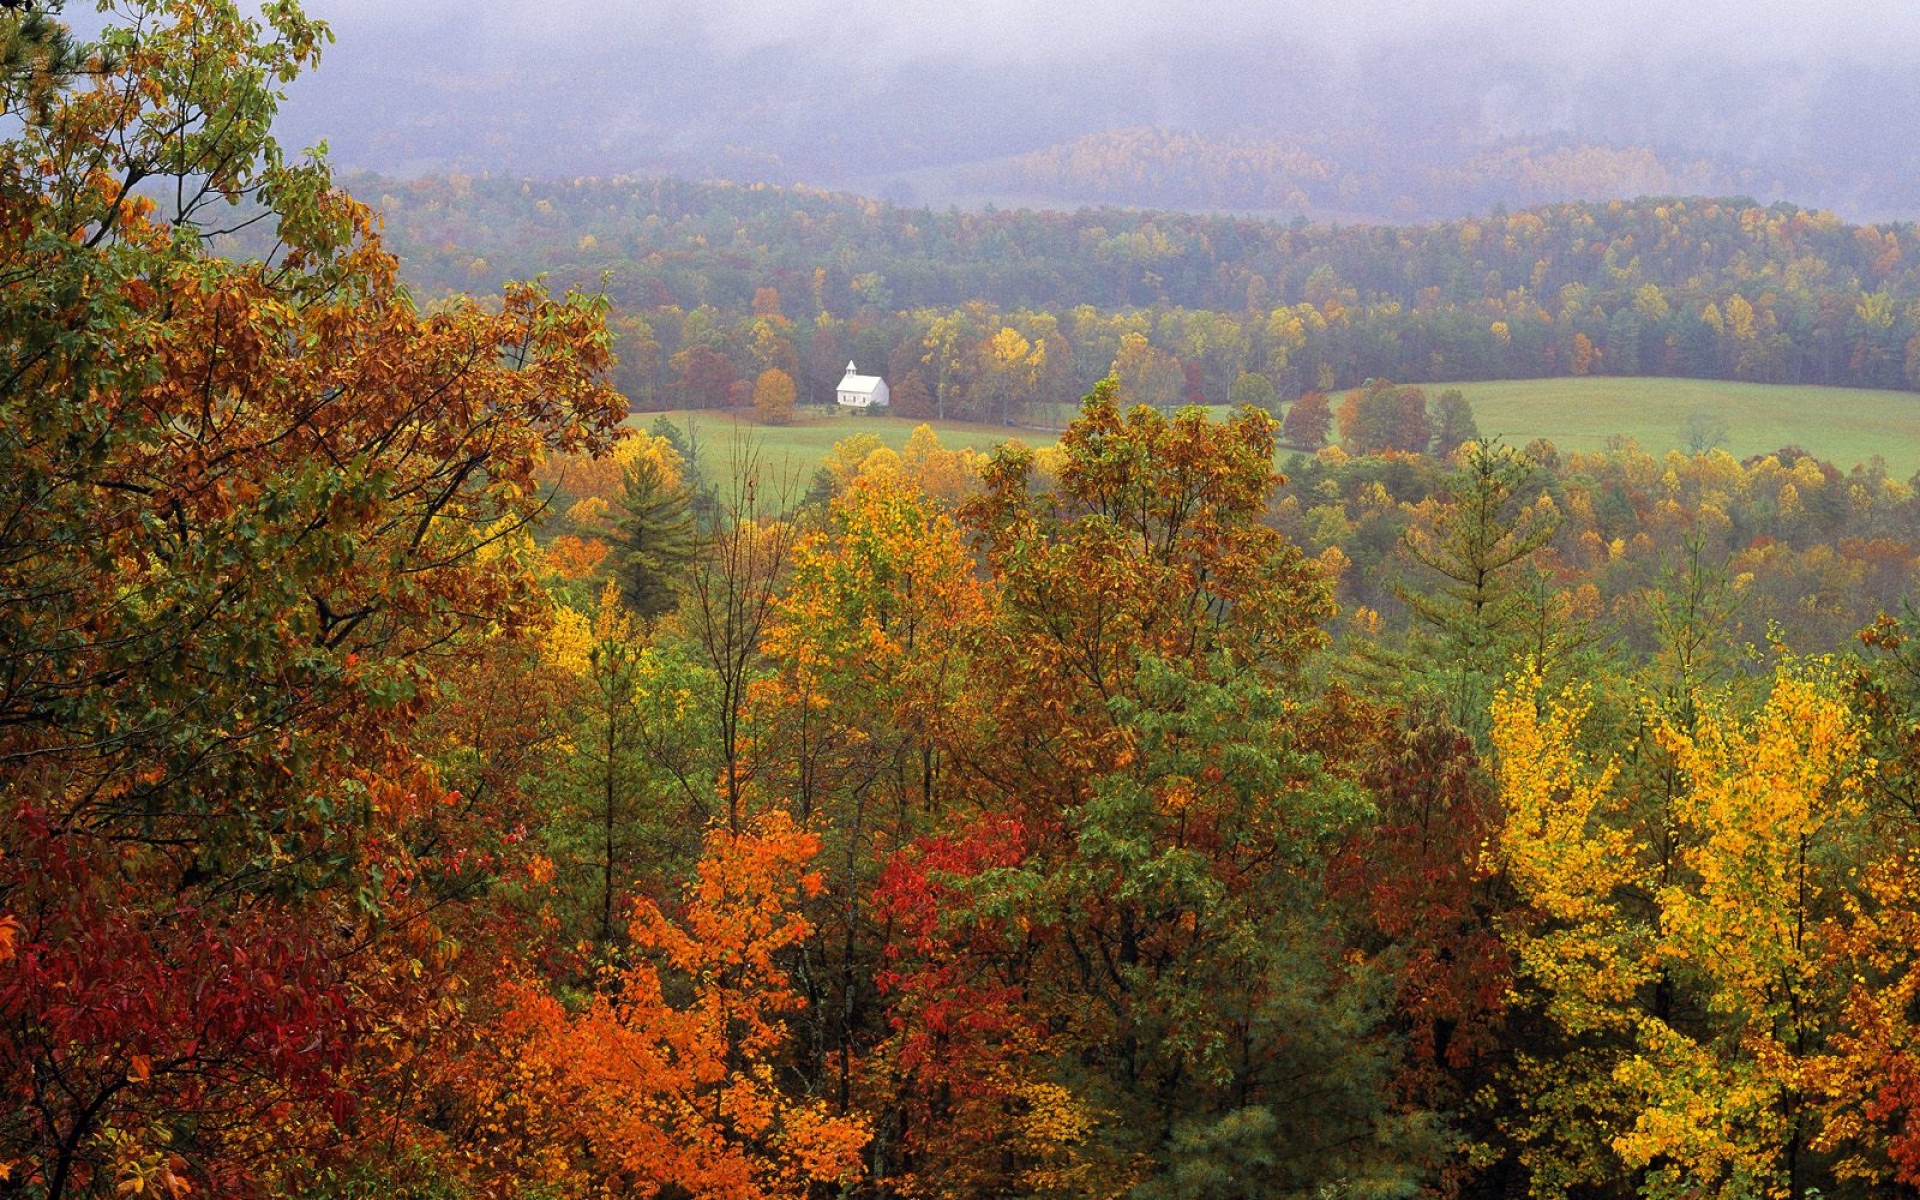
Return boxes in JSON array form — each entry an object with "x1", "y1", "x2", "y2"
[
  {"x1": 12, "y1": 6, "x2": 1920, "y2": 1200},
  {"x1": 471, "y1": 813, "x2": 866, "y2": 1200}
]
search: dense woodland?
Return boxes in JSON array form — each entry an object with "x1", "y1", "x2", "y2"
[
  {"x1": 9, "y1": 5, "x2": 1920, "y2": 1200},
  {"x1": 333, "y1": 170, "x2": 1920, "y2": 424}
]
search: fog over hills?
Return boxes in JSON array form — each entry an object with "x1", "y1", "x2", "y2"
[{"x1": 266, "y1": 0, "x2": 1920, "y2": 221}]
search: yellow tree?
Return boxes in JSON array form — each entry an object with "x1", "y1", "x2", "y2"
[
  {"x1": 1490, "y1": 661, "x2": 1873, "y2": 1199},
  {"x1": 1615, "y1": 666, "x2": 1866, "y2": 1198},
  {"x1": 753, "y1": 367, "x2": 798, "y2": 425},
  {"x1": 1488, "y1": 672, "x2": 1655, "y2": 1197},
  {"x1": 973, "y1": 326, "x2": 1042, "y2": 425},
  {"x1": 1112, "y1": 331, "x2": 1183, "y2": 412}
]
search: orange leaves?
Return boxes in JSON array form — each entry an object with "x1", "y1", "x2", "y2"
[
  {"x1": 0, "y1": 4, "x2": 628, "y2": 1194},
  {"x1": 544, "y1": 533, "x2": 609, "y2": 580},
  {"x1": 474, "y1": 812, "x2": 865, "y2": 1199},
  {"x1": 629, "y1": 810, "x2": 824, "y2": 1021}
]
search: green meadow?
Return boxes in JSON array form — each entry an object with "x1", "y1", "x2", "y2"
[
  {"x1": 637, "y1": 408, "x2": 1057, "y2": 488},
  {"x1": 643, "y1": 377, "x2": 1920, "y2": 483},
  {"x1": 1446, "y1": 377, "x2": 1920, "y2": 475}
]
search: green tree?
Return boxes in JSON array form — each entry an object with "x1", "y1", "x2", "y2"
[
  {"x1": 917, "y1": 383, "x2": 1427, "y2": 1195},
  {"x1": 1398, "y1": 440, "x2": 1562, "y2": 736},
  {"x1": 615, "y1": 450, "x2": 701, "y2": 619},
  {"x1": 550, "y1": 589, "x2": 655, "y2": 950},
  {"x1": 0, "y1": 0, "x2": 82, "y2": 122},
  {"x1": 1228, "y1": 371, "x2": 1280, "y2": 414},
  {"x1": 1428, "y1": 388, "x2": 1481, "y2": 458}
]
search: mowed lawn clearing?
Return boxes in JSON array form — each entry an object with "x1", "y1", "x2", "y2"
[{"x1": 1446, "y1": 378, "x2": 1920, "y2": 475}]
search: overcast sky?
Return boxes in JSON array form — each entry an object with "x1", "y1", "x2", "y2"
[
  {"x1": 292, "y1": 0, "x2": 1920, "y2": 66},
  {"x1": 68, "y1": 0, "x2": 1920, "y2": 217}
]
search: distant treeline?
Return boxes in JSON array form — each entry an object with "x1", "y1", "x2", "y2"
[
  {"x1": 941, "y1": 128, "x2": 1759, "y2": 220},
  {"x1": 336, "y1": 175, "x2": 1920, "y2": 420}
]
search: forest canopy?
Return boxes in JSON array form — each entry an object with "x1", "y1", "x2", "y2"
[
  {"x1": 4, "y1": 5, "x2": 1920, "y2": 1200},
  {"x1": 326, "y1": 172, "x2": 1920, "y2": 419}
]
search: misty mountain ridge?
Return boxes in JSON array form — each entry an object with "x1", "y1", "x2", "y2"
[
  {"x1": 868, "y1": 128, "x2": 1788, "y2": 224},
  {"x1": 277, "y1": 14, "x2": 1920, "y2": 224}
]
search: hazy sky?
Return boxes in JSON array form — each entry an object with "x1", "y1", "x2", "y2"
[
  {"x1": 75, "y1": 0, "x2": 1920, "y2": 217},
  {"x1": 296, "y1": 0, "x2": 1920, "y2": 66}
]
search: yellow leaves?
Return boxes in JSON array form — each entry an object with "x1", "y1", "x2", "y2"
[
  {"x1": 1494, "y1": 658, "x2": 1876, "y2": 1197},
  {"x1": 1655, "y1": 666, "x2": 1866, "y2": 1013},
  {"x1": 1348, "y1": 605, "x2": 1386, "y2": 638},
  {"x1": 1490, "y1": 672, "x2": 1641, "y2": 935},
  {"x1": 821, "y1": 433, "x2": 886, "y2": 494},
  {"x1": 1157, "y1": 775, "x2": 1198, "y2": 814},
  {"x1": 900, "y1": 423, "x2": 985, "y2": 503},
  {"x1": 540, "y1": 603, "x2": 594, "y2": 677},
  {"x1": 816, "y1": 426, "x2": 984, "y2": 506},
  {"x1": 103, "y1": 1129, "x2": 191, "y2": 1200},
  {"x1": 1613, "y1": 1022, "x2": 1786, "y2": 1195},
  {"x1": 1856, "y1": 290, "x2": 1897, "y2": 329},
  {"x1": 1778, "y1": 481, "x2": 1803, "y2": 518},
  {"x1": 472, "y1": 513, "x2": 535, "y2": 567},
  {"x1": 1316, "y1": 544, "x2": 1352, "y2": 583},
  {"x1": 1355, "y1": 479, "x2": 1395, "y2": 516},
  {"x1": 986, "y1": 325, "x2": 1035, "y2": 368},
  {"x1": 1012, "y1": 1079, "x2": 1102, "y2": 1196},
  {"x1": 590, "y1": 579, "x2": 637, "y2": 645},
  {"x1": 614, "y1": 429, "x2": 684, "y2": 492}
]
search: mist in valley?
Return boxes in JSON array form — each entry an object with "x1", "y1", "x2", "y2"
[{"x1": 258, "y1": 0, "x2": 1920, "y2": 221}]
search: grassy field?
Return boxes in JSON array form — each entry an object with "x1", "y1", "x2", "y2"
[
  {"x1": 1446, "y1": 378, "x2": 1920, "y2": 475},
  {"x1": 640, "y1": 378, "x2": 1920, "y2": 483},
  {"x1": 635, "y1": 408, "x2": 1056, "y2": 487}
]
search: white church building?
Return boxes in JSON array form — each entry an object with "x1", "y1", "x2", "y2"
[{"x1": 835, "y1": 361, "x2": 889, "y2": 410}]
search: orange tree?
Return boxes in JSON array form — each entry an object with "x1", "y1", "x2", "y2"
[
  {"x1": 0, "y1": 2, "x2": 622, "y2": 1196},
  {"x1": 467, "y1": 813, "x2": 869, "y2": 1200}
]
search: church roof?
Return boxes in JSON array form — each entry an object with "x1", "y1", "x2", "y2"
[{"x1": 838, "y1": 361, "x2": 884, "y2": 395}]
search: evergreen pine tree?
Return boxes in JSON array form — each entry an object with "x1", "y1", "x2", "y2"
[
  {"x1": 1, "y1": 2, "x2": 84, "y2": 125},
  {"x1": 1396, "y1": 439, "x2": 1562, "y2": 738},
  {"x1": 615, "y1": 453, "x2": 700, "y2": 619}
]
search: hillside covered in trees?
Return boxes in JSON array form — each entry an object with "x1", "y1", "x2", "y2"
[
  {"x1": 9, "y1": 5, "x2": 1920, "y2": 1200},
  {"x1": 338, "y1": 172, "x2": 1920, "y2": 425}
]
